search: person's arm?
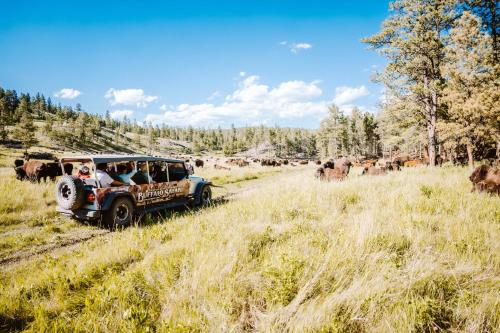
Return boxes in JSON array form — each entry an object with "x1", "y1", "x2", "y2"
[{"x1": 111, "y1": 179, "x2": 124, "y2": 186}]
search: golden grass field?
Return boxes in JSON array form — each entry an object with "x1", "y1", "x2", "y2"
[{"x1": 0, "y1": 163, "x2": 499, "y2": 332}]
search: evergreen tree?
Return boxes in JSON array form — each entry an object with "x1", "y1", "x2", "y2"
[
  {"x1": 13, "y1": 112, "x2": 38, "y2": 152},
  {"x1": 364, "y1": 0, "x2": 455, "y2": 165},
  {"x1": 441, "y1": 10, "x2": 498, "y2": 169}
]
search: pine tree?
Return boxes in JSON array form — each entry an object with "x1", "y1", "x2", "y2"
[
  {"x1": 442, "y1": 11, "x2": 498, "y2": 169},
  {"x1": 13, "y1": 112, "x2": 38, "y2": 152},
  {"x1": 363, "y1": 0, "x2": 455, "y2": 165}
]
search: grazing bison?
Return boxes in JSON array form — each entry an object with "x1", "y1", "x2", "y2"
[
  {"x1": 469, "y1": 165, "x2": 500, "y2": 194},
  {"x1": 40, "y1": 162, "x2": 73, "y2": 181},
  {"x1": 362, "y1": 166, "x2": 387, "y2": 176},
  {"x1": 14, "y1": 166, "x2": 27, "y2": 180},
  {"x1": 334, "y1": 157, "x2": 352, "y2": 177},
  {"x1": 21, "y1": 160, "x2": 47, "y2": 182},
  {"x1": 195, "y1": 159, "x2": 204, "y2": 168},
  {"x1": 214, "y1": 164, "x2": 231, "y2": 171},
  {"x1": 14, "y1": 160, "x2": 73, "y2": 182},
  {"x1": 316, "y1": 167, "x2": 346, "y2": 181},
  {"x1": 316, "y1": 157, "x2": 351, "y2": 181},
  {"x1": 261, "y1": 159, "x2": 279, "y2": 167},
  {"x1": 14, "y1": 159, "x2": 24, "y2": 167},
  {"x1": 323, "y1": 160, "x2": 335, "y2": 169}
]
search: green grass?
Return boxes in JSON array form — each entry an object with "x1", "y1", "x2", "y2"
[{"x1": 0, "y1": 166, "x2": 498, "y2": 332}]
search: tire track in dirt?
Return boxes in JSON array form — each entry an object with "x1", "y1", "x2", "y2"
[{"x1": 0, "y1": 229, "x2": 111, "y2": 269}]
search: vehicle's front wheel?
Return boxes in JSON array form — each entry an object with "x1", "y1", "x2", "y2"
[
  {"x1": 104, "y1": 197, "x2": 134, "y2": 229},
  {"x1": 199, "y1": 185, "x2": 212, "y2": 206}
]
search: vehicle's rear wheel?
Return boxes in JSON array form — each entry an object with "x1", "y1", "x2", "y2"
[
  {"x1": 55, "y1": 176, "x2": 85, "y2": 210},
  {"x1": 104, "y1": 197, "x2": 134, "y2": 229},
  {"x1": 199, "y1": 185, "x2": 212, "y2": 206}
]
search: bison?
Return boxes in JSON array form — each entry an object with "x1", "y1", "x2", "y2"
[
  {"x1": 195, "y1": 159, "x2": 204, "y2": 168},
  {"x1": 469, "y1": 164, "x2": 500, "y2": 195},
  {"x1": 21, "y1": 160, "x2": 47, "y2": 182},
  {"x1": 14, "y1": 160, "x2": 73, "y2": 182},
  {"x1": 214, "y1": 164, "x2": 231, "y2": 171},
  {"x1": 362, "y1": 166, "x2": 387, "y2": 176},
  {"x1": 316, "y1": 167, "x2": 346, "y2": 181},
  {"x1": 316, "y1": 157, "x2": 351, "y2": 182}
]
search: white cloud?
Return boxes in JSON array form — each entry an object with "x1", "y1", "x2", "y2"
[
  {"x1": 159, "y1": 104, "x2": 168, "y2": 111},
  {"x1": 332, "y1": 86, "x2": 369, "y2": 105},
  {"x1": 239, "y1": 71, "x2": 246, "y2": 77},
  {"x1": 105, "y1": 88, "x2": 158, "y2": 107},
  {"x1": 291, "y1": 43, "x2": 312, "y2": 53},
  {"x1": 54, "y1": 88, "x2": 81, "y2": 99},
  {"x1": 144, "y1": 75, "x2": 327, "y2": 127},
  {"x1": 280, "y1": 41, "x2": 313, "y2": 53},
  {"x1": 207, "y1": 91, "x2": 221, "y2": 101},
  {"x1": 110, "y1": 109, "x2": 134, "y2": 119}
]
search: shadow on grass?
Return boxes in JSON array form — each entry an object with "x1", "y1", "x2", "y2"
[{"x1": 81, "y1": 195, "x2": 231, "y2": 231}]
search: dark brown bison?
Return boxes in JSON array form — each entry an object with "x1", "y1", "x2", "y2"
[
  {"x1": 195, "y1": 159, "x2": 204, "y2": 168},
  {"x1": 261, "y1": 159, "x2": 278, "y2": 167},
  {"x1": 41, "y1": 162, "x2": 73, "y2": 181},
  {"x1": 469, "y1": 165, "x2": 500, "y2": 194},
  {"x1": 14, "y1": 159, "x2": 24, "y2": 167},
  {"x1": 14, "y1": 160, "x2": 73, "y2": 182},
  {"x1": 392, "y1": 154, "x2": 410, "y2": 166},
  {"x1": 362, "y1": 166, "x2": 387, "y2": 176},
  {"x1": 316, "y1": 160, "x2": 322, "y2": 165},
  {"x1": 14, "y1": 166, "x2": 27, "y2": 180}
]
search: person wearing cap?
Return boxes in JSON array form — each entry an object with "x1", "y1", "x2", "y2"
[{"x1": 77, "y1": 165, "x2": 91, "y2": 179}]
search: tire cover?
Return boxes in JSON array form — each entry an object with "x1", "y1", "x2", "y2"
[{"x1": 55, "y1": 176, "x2": 85, "y2": 210}]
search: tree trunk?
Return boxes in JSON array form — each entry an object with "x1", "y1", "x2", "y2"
[
  {"x1": 423, "y1": 76, "x2": 437, "y2": 166},
  {"x1": 466, "y1": 140, "x2": 474, "y2": 171},
  {"x1": 497, "y1": 138, "x2": 500, "y2": 159}
]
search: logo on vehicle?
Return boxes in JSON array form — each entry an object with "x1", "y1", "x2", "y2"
[{"x1": 137, "y1": 187, "x2": 182, "y2": 202}]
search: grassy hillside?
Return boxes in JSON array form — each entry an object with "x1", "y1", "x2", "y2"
[{"x1": 0, "y1": 165, "x2": 499, "y2": 332}]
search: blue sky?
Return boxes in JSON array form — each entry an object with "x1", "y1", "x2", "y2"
[{"x1": 0, "y1": 1, "x2": 390, "y2": 128}]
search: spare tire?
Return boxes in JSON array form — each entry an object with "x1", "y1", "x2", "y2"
[{"x1": 55, "y1": 176, "x2": 85, "y2": 210}]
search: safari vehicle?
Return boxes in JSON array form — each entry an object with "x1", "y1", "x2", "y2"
[{"x1": 54, "y1": 155, "x2": 212, "y2": 227}]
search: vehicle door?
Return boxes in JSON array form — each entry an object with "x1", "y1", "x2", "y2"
[{"x1": 167, "y1": 161, "x2": 190, "y2": 199}]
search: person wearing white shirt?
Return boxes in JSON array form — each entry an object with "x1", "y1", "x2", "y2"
[{"x1": 95, "y1": 163, "x2": 124, "y2": 187}]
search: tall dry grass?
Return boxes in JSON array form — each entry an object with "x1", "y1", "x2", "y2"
[{"x1": 0, "y1": 166, "x2": 498, "y2": 332}]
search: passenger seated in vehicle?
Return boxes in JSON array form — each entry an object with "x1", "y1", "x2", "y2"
[
  {"x1": 77, "y1": 165, "x2": 91, "y2": 179},
  {"x1": 95, "y1": 163, "x2": 124, "y2": 187},
  {"x1": 116, "y1": 164, "x2": 135, "y2": 185},
  {"x1": 130, "y1": 162, "x2": 154, "y2": 185}
]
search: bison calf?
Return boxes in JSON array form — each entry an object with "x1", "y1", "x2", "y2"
[{"x1": 469, "y1": 165, "x2": 500, "y2": 195}]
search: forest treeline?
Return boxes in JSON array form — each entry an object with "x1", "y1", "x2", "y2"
[
  {"x1": 363, "y1": 0, "x2": 499, "y2": 168},
  {"x1": 1, "y1": 0, "x2": 498, "y2": 165}
]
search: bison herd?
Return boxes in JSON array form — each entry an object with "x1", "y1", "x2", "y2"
[
  {"x1": 12, "y1": 152, "x2": 499, "y2": 195},
  {"x1": 14, "y1": 159, "x2": 73, "y2": 182},
  {"x1": 314, "y1": 154, "x2": 499, "y2": 195}
]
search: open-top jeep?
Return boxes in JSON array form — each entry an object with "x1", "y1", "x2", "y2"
[{"x1": 54, "y1": 155, "x2": 212, "y2": 227}]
